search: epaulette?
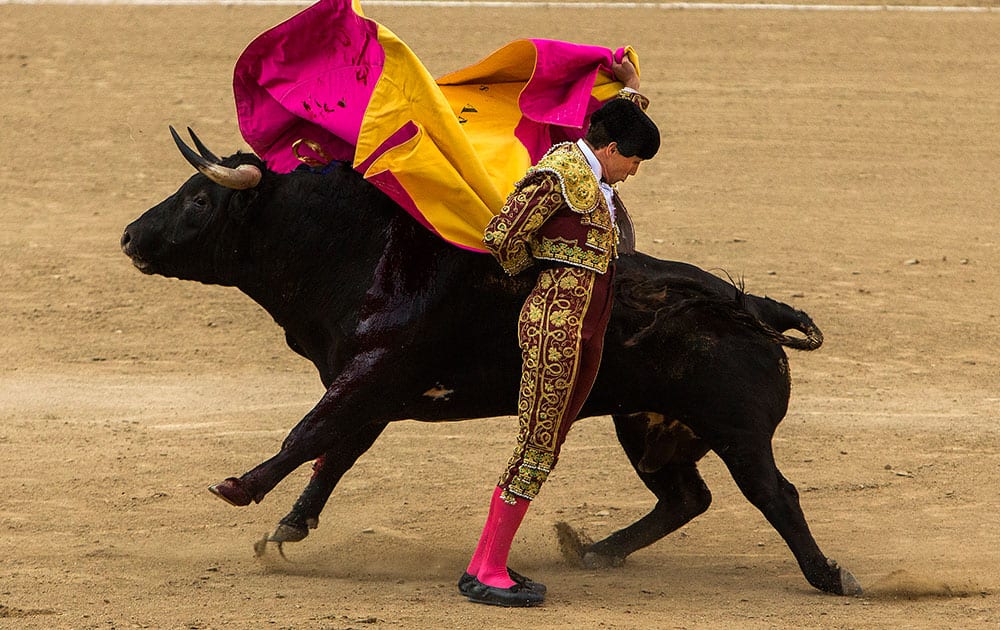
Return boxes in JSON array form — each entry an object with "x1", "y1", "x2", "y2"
[{"x1": 521, "y1": 143, "x2": 600, "y2": 215}]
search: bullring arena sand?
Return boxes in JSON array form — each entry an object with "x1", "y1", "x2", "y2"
[{"x1": 1, "y1": 0, "x2": 999, "y2": 627}]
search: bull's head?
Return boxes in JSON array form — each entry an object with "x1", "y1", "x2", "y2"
[{"x1": 121, "y1": 128, "x2": 265, "y2": 284}]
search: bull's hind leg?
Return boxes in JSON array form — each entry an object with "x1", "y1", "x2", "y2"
[
  {"x1": 564, "y1": 413, "x2": 713, "y2": 568},
  {"x1": 714, "y1": 435, "x2": 862, "y2": 596},
  {"x1": 268, "y1": 422, "x2": 389, "y2": 543}
]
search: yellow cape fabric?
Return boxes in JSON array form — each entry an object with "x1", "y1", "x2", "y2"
[{"x1": 355, "y1": 13, "x2": 636, "y2": 251}]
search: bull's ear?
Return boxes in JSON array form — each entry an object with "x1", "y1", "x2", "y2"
[{"x1": 227, "y1": 188, "x2": 260, "y2": 224}]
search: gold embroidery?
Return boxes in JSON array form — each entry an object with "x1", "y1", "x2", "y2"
[
  {"x1": 484, "y1": 143, "x2": 620, "y2": 275},
  {"x1": 501, "y1": 446, "x2": 556, "y2": 504},
  {"x1": 534, "y1": 237, "x2": 613, "y2": 274},
  {"x1": 499, "y1": 266, "x2": 597, "y2": 502},
  {"x1": 526, "y1": 143, "x2": 601, "y2": 214},
  {"x1": 582, "y1": 204, "x2": 613, "y2": 231},
  {"x1": 483, "y1": 178, "x2": 565, "y2": 275},
  {"x1": 585, "y1": 228, "x2": 614, "y2": 254},
  {"x1": 617, "y1": 88, "x2": 651, "y2": 112}
]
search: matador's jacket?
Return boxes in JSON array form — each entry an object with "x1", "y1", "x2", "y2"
[{"x1": 483, "y1": 89, "x2": 650, "y2": 504}]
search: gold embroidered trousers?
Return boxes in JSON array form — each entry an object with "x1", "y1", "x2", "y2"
[{"x1": 498, "y1": 264, "x2": 614, "y2": 503}]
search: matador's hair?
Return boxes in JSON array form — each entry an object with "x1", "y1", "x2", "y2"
[{"x1": 585, "y1": 98, "x2": 660, "y2": 160}]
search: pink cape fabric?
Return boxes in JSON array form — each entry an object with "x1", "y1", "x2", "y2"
[{"x1": 234, "y1": 0, "x2": 635, "y2": 251}]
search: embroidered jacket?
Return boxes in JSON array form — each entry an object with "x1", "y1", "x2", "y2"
[{"x1": 483, "y1": 89, "x2": 647, "y2": 275}]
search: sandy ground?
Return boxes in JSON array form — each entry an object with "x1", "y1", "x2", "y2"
[{"x1": 1, "y1": 2, "x2": 999, "y2": 628}]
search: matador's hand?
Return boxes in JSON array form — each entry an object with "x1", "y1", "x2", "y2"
[{"x1": 612, "y1": 58, "x2": 640, "y2": 90}]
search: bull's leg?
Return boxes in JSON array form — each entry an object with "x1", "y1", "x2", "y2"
[
  {"x1": 270, "y1": 422, "x2": 389, "y2": 543},
  {"x1": 575, "y1": 413, "x2": 713, "y2": 568},
  {"x1": 714, "y1": 437, "x2": 862, "y2": 596},
  {"x1": 582, "y1": 464, "x2": 713, "y2": 568},
  {"x1": 210, "y1": 348, "x2": 400, "y2": 506}
]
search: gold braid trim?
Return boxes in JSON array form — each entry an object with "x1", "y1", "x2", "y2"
[
  {"x1": 483, "y1": 176, "x2": 565, "y2": 275},
  {"x1": 499, "y1": 267, "x2": 597, "y2": 503},
  {"x1": 617, "y1": 88, "x2": 651, "y2": 112},
  {"x1": 523, "y1": 143, "x2": 601, "y2": 215}
]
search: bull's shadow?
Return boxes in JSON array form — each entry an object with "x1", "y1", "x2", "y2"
[{"x1": 120, "y1": 128, "x2": 860, "y2": 596}]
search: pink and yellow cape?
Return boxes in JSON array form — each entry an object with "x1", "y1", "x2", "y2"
[{"x1": 234, "y1": 0, "x2": 639, "y2": 252}]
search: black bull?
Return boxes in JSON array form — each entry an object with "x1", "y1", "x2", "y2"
[{"x1": 120, "y1": 129, "x2": 860, "y2": 596}]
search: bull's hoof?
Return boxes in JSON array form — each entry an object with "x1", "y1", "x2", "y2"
[
  {"x1": 269, "y1": 522, "x2": 309, "y2": 544},
  {"x1": 838, "y1": 566, "x2": 864, "y2": 596},
  {"x1": 253, "y1": 533, "x2": 290, "y2": 561},
  {"x1": 825, "y1": 558, "x2": 863, "y2": 596},
  {"x1": 582, "y1": 551, "x2": 626, "y2": 569},
  {"x1": 208, "y1": 477, "x2": 253, "y2": 506}
]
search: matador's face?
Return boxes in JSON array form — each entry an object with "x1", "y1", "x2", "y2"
[{"x1": 601, "y1": 142, "x2": 644, "y2": 185}]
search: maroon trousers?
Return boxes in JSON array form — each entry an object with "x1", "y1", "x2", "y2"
[{"x1": 497, "y1": 264, "x2": 614, "y2": 503}]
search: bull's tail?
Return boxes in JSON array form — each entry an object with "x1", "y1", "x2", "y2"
[
  {"x1": 617, "y1": 276, "x2": 823, "y2": 351},
  {"x1": 746, "y1": 295, "x2": 824, "y2": 351}
]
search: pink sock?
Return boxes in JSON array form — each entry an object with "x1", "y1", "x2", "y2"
[
  {"x1": 475, "y1": 488, "x2": 531, "y2": 589},
  {"x1": 465, "y1": 486, "x2": 504, "y2": 576}
]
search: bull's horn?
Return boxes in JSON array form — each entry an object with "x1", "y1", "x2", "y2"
[
  {"x1": 170, "y1": 126, "x2": 262, "y2": 190},
  {"x1": 187, "y1": 127, "x2": 221, "y2": 163}
]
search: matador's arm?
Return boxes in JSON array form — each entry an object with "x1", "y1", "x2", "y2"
[{"x1": 483, "y1": 173, "x2": 565, "y2": 276}]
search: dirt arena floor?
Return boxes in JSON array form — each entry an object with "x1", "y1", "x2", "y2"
[{"x1": 2, "y1": 2, "x2": 999, "y2": 628}]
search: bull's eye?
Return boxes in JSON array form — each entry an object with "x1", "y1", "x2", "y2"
[
  {"x1": 180, "y1": 191, "x2": 213, "y2": 234},
  {"x1": 189, "y1": 192, "x2": 210, "y2": 212}
]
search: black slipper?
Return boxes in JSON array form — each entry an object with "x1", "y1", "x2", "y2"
[
  {"x1": 464, "y1": 577, "x2": 545, "y2": 607},
  {"x1": 457, "y1": 568, "x2": 547, "y2": 596}
]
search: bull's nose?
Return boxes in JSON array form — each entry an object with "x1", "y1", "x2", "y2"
[{"x1": 120, "y1": 229, "x2": 147, "y2": 270}]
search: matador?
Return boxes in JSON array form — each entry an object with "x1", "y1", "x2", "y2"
[{"x1": 460, "y1": 59, "x2": 661, "y2": 607}]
